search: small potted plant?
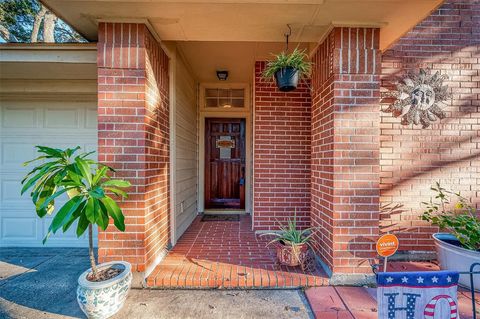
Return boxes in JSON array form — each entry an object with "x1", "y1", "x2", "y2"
[
  {"x1": 421, "y1": 182, "x2": 480, "y2": 290},
  {"x1": 21, "y1": 146, "x2": 132, "y2": 319},
  {"x1": 262, "y1": 47, "x2": 313, "y2": 92},
  {"x1": 262, "y1": 216, "x2": 316, "y2": 267}
]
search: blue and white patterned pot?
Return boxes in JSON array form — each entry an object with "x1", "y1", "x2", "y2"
[{"x1": 77, "y1": 261, "x2": 132, "y2": 319}]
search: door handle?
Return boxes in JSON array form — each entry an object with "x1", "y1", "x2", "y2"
[{"x1": 239, "y1": 166, "x2": 245, "y2": 186}]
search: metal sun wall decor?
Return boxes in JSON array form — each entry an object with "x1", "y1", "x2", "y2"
[{"x1": 385, "y1": 69, "x2": 450, "y2": 128}]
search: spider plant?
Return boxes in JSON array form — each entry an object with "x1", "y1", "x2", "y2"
[
  {"x1": 21, "y1": 146, "x2": 131, "y2": 280},
  {"x1": 262, "y1": 216, "x2": 316, "y2": 247},
  {"x1": 261, "y1": 215, "x2": 317, "y2": 265},
  {"x1": 261, "y1": 47, "x2": 313, "y2": 79}
]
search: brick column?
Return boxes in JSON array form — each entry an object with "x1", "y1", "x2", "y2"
[
  {"x1": 311, "y1": 27, "x2": 380, "y2": 283},
  {"x1": 97, "y1": 23, "x2": 170, "y2": 274}
]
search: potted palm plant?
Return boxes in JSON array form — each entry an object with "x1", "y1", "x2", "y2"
[
  {"x1": 262, "y1": 216, "x2": 316, "y2": 267},
  {"x1": 21, "y1": 146, "x2": 132, "y2": 319},
  {"x1": 262, "y1": 47, "x2": 313, "y2": 92},
  {"x1": 421, "y1": 182, "x2": 480, "y2": 291}
]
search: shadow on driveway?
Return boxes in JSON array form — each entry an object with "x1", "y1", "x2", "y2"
[
  {"x1": 0, "y1": 248, "x2": 314, "y2": 319},
  {"x1": 0, "y1": 248, "x2": 89, "y2": 318}
]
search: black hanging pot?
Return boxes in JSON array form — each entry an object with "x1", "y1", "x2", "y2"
[{"x1": 274, "y1": 67, "x2": 299, "y2": 92}]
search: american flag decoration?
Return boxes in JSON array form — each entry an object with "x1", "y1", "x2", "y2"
[{"x1": 377, "y1": 271, "x2": 460, "y2": 319}]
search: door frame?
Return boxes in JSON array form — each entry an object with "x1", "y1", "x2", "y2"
[{"x1": 199, "y1": 112, "x2": 252, "y2": 214}]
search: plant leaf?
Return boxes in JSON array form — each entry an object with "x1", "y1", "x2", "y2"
[
  {"x1": 48, "y1": 196, "x2": 83, "y2": 235},
  {"x1": 76, "y1": 213, "x2": 89, "y2": 237},
  {"x1": 85, "y1": 197, "x2": 98, "y2": 224},
  {"x1": 38, "y1": 187, "x2": 71, "y2": 210},
  {"x1": 74, "y1": 157, "x2": 93, "y2": 186},
  {"x1": 89, "y1": 187, "x2": 105, "y2": 199},
  {"x1": 101, "y1": 180, "x2": 131, "y2": 188},
  {"x1": 97, "y1": 199, "x2": 109, "y2": 230},
  {"x1": 92, "y1": 165, "x2": 109, "y2": 186},
  {"x1": 100, "y1": 196, "x2": 125, "y2": 231},
  {"x1": 105, "y1": 187, "x2": 127, "y2": 198},
  {"x1": 62, "y1": 200, "x2": 86, "y2": 232}
]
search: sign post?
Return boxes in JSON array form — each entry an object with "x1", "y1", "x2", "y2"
[{"x1": 376, "y1": 234, "x2": 399, "y2": 272}]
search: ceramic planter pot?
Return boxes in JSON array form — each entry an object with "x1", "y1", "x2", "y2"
[
  {"x1": 274, "y1": 67, "x2": 299, "y2": 92},
  {"x1": 433, "y1": 233, "x2": 480, "y2": 291},
  {"x1": 276, "y1": 242, "x2": 309, "y2": 267},
  {"x1": 77, "y1": 261, "x2": 132, "y2": 319}
]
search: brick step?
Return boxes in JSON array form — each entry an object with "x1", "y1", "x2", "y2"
[{"x1": 146, "y1": 261, "x2": 328, "y2": 289}]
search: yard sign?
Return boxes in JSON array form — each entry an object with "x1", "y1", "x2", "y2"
[
  {"x1": 377, "y1": 271, "x2": 459, "y2": 319},
  {"x1": 377, "y1": 233, "x2": 399, "y2": 272}
]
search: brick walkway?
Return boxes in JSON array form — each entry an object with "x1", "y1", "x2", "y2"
[{"x1": 146, "y1": 215, "x2": 328, "y2": 288}]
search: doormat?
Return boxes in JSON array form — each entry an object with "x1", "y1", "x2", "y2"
[{"x1": 201, "y1": 214, "x2": 240, "y2": 222}]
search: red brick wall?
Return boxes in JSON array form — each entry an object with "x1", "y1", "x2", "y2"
[
  {"x1": 253, "y1": 61, "x2": 311, "y2": 231},
  {"x1": 380, "y1": 0, "x2": 480, "y2": 252},
  {"x1": 311, "y1": 28, "x2": 381, "y2": 275},
  {"x1": 97, "y1": 23, "x2": 170, "y2": 272},
  {"x1": 143, "y1": 28, "x2": 170, "y2": 271}
]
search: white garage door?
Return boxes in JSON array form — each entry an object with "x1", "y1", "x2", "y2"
[{"x1": 0, "y1": 100, "x2": 97, "y2": 247}]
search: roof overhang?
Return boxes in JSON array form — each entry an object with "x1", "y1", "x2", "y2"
[
  {"x1": 0, "y1": 43, "x2": 97, "y2": 99},
  {"x1": 41, "y1": 0, "x2": 443, "y2": 50}
]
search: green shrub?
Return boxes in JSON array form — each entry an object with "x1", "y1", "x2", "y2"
[{"x1": 421, "y1": 182, "x2": 480, "y2": 251}]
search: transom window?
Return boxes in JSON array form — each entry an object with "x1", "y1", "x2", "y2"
[{"x1": 204, "y1": 88, "x2": 245, "y2": 108}]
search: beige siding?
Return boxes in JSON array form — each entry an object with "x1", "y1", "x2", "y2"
[{"x1": 174, "y1": 51, "x2": 198, "y2": 241}]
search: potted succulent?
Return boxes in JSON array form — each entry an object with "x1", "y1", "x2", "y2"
[
  {"x1": 262, "y1": 216, "x2": 316, "y2": 267},
  {"x1": 421, "y1": 182, "x2": 480, "y2": 290},
  {"x1": 21, "y1": 146, "x2": 132, "y2": 319},
  {"x1": 262, "y1": 47, "x2": 313, "y2": 92}
]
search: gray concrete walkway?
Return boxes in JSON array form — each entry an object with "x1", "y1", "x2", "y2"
[{"x1": 0, "y1": 248, "x2": 313, "y2": 319}]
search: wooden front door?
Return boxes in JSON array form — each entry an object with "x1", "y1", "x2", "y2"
[{"x1": 205, "y1": 118, "x2": 246, "y2": 210}]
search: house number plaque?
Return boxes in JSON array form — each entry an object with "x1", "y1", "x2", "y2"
[{"x1": 216, "y1": 136, "x2": 235, "y2": 159}]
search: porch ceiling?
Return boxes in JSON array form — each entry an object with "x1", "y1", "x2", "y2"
[
  {"x1": 173, "y1": 41, "x2": 308, "y2": 83},
  {"x1": 42, "y1": 0, "x2": 442, "y2": 50}
]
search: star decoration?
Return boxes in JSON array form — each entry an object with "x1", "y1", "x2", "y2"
[
  {"x1": 417, "y1": 276, "x2": 424, "y2": 284},
  {"x1": 384, "y1": 68, "x2": 450, "y2": 128},
  {"x1": 386, "y1": 276, "x2": 394, "y2": 283},
  {"x1": 432, "y1": 276, "x2": 439, "y2": 283},
  {"x1": 401, "y1": 276, "x2": 409, "y2": 283},
  {"x1": 447, "y1": 276, "x2": 452, "y2": 283}
]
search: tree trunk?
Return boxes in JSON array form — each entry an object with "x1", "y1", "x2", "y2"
[
  {"x1": 0, "y1": 25, "x2": 10, "y2": 42},
  {"x1": 31, "y1": 6, "x2": 47, "y2": 42},
  {"x1": 88, "y1": 224, "x2": 99, "y2": 280},
  {"x1": 43, "y1": 10, "x2": 57, "y2": 43}
]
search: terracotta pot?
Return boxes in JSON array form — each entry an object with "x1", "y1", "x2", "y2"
[{"x1": 276, "y1": 242, "x2": 309, "y2": 267}]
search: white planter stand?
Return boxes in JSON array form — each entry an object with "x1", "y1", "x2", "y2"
[
  {"x1": 433, "y1": 233, "x2": 480, "y2": 291},
  {"x1": 77, "y1": 261, "x2": 132, "y2": 319}
]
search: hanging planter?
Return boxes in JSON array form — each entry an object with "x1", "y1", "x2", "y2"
[
  {"x1": 262, "y1": 47, "x2": 312, "y2": 92},
  {"x1": 274, "y1": 67, "x2": 299, "y2": 92}
]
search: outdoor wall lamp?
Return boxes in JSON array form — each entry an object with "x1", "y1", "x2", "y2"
[{"x1": 216, "y1": 70, "x2": 228, "y2": 81}]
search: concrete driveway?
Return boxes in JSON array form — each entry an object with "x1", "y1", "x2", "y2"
[{"x1": 0, "y1": 248, "x2": 313, "y2": 319}]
